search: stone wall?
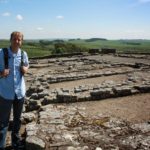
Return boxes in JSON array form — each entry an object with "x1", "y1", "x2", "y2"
[{"x1": 19, "y1": 54, "x2": 150, "y2": 150}]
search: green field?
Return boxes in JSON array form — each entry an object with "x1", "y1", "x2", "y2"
[
  {"x1": 0, "y1": 38, "x2": 150, "y2": 58},
  {"x1": 68, "y1": 38, "x2": 150, "y2": 53}
]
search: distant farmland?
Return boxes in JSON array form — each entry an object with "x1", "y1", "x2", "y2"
[{"x1": 0, "y1": 38, "x2": 150, "y2": 58}]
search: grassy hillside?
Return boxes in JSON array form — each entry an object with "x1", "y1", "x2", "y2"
[
  {"x1": 68, "y1": 39, "x2": 150, "y2": 53},
  {"x1": 0, "y1": 38, "x2": 150, "y2": 58}
]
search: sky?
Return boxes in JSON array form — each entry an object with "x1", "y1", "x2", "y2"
[{"x1": 0, "y1": 0, "x2": 150, "y2": 40}]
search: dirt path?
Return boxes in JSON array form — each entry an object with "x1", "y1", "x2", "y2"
[
  {"x1": 68, "y1": 93, "x2": 150, "y2": 124},
  {"x1": 49, "y1": 74, "x2": 128, "y2": 89}
]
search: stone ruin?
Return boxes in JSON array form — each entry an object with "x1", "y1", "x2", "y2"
[
  {"x1": 100, "y1": 48, "x2": 116, "y2": 54},
  {"x1": 7, "y1": 53, "x2": 150, "y2": 150}
]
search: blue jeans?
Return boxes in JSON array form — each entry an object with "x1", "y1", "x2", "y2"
[{"x1": 0, "y1": 95, "x2": 24, "y2": 149}]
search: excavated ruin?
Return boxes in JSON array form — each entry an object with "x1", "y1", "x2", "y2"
[{"x1": 6, "y1": 53, "x2": 150, "y2": 150}]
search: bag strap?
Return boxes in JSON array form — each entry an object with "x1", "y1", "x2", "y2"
[
  {"x1": 3, "y1": 48, "x2": 24, "y2": 69},
  {"x1": 21, "y1": 50, "x2": 24, "y2": 66},
  {"x1": 3, "y1": 48, "x2": 9, "y2": 69}
]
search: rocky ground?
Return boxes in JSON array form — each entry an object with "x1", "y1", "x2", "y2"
[{"x1": 6, "y1": 53, "x2": 150, "y2": 150}]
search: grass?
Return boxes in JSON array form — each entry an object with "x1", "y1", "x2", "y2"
[
  {"x1": 68, "y1": 39, "x2": 150, "y2": 53},
  {"x1": 0, "y1": 38, "x2": 150, "y2": 58}
]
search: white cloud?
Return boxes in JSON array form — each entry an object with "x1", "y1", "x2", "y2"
[
  {"x1": 16, "y1": 14, "x2": 23, "y2": 21},
  {"x1": 2, "y1": 12, "x2": 10, "y2": 16},
  {"x1": 138, "y1": 0, "x2": 150, "y2": 3},
  {"x1": 56, "y1": 15, "x2": 64, "y2": 19},
  {"x1": 36, "y1": 27, "x2": 44, "y2": 31}
]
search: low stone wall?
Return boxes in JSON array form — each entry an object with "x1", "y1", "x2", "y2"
[
  {"x1": 26, "y1": 84, "x2": 150, "y2": 112},
  {"x1": 22, "y1": 54, "x2": 150, "y2": 150}
]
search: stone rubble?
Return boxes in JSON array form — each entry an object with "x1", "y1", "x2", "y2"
[
  {"x1": 9, "y1": 54, "x2": 150, "y2": 150},
  {"x1": 23, "y1": 104, "x2": 150, "y2": 150}
]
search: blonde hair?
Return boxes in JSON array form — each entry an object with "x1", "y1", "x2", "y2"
[{"x1": 10, "y1": 31, "x2": 24, "y2": 40}]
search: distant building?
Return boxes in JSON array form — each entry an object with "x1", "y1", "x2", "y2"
[{"x1": 101, "y1": 48, "x2": 116, "y2": 54}]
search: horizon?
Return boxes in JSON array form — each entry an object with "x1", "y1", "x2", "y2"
[
  {"x1": 1, "y1": 37, "x2": 150, "y2": 41},
  {"x1": 0, "y1": 37, "x2": 150, "y2": 41},
  {"x1": 1, "y1": 0, "x2": 150, "y2": 39}
]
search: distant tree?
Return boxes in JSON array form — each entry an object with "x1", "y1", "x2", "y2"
[
  {"x1": 52, "y1": 42, "x2": 87, "y2": 54},
  {"x1": 39, "y1": 40, "x2": 52, "y2": 46},
  {"x1": 85, "y1": 38, "x2": 107, "y2": 42},
  {"x1": 52, "y1": 39, "x2": 64, "y2": 43}
]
